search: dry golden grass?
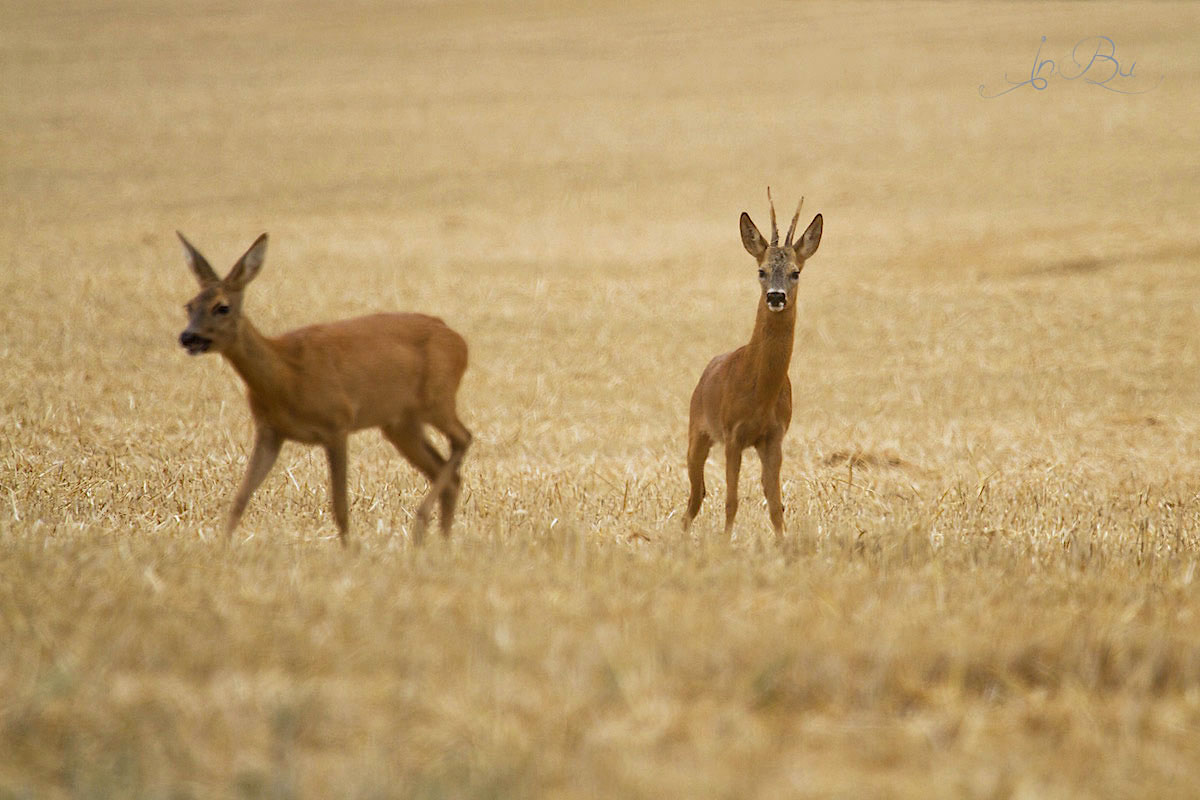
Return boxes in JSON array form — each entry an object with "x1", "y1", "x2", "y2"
[{"x1": 3, "y1": 1, "x2": 1200, "y2": 797}]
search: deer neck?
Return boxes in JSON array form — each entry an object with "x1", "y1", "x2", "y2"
[
  {"x1": 746, "y1": 298, "x2": 797, "y2": 404},
  {"x1": 222, "y1": 318, "x2": 292, "y2": 402}
]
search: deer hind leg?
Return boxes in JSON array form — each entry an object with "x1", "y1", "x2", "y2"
[
  {"x1": 382, "y1": 422, "x2": 447, "y2": 545},
  {"x1": 324, "y1": 436, "x2": 350, "y2": 546},
  {"x1": 684, "y1": 427, "x2": 712, "y2": 531},
  {"x1": 724, "y1": 442, "x2": 744, "y2": 537},
  {"x1": 756, "y1": 435, "x2": 785, "y2": 539},
  {"x1": 226, "y1": 424, "x2": 282, "y2": 539},
  {"x1": 427, "y1": 411, "x2": 472, "y2": 536}
]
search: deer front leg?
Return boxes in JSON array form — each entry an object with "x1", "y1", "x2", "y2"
[
  {"x1": 227, "y1": 425, "x2": 282, "y2": 538},
  {"x1": 324, "y1": 436, "x2": 350, "y2": 546},
  {"x1": 757, "y1": 435, "x2": 785, "y2": 539},
  {"x1": 684, "y1": 428, "x2": 712, "y2": 531},
  {"x1": 724, "y1": 442, "x2": 743, "y2": 537}
]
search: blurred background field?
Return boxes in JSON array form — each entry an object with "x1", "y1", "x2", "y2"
[{"x1": 2, "y1": 1, "x2": 1200, "y2": 797}]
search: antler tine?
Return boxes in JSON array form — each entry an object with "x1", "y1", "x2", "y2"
[
  {"x1": 767, "y1": 186, "x2": 779, "y2": 246},
  {"x1": 785, "y1": 196, "x2": 805, "y2": 247}
]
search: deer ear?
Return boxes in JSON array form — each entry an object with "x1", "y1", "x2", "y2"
[
  {"x1": 225, "y1": 233, "x2": 269, "y2": 290},
  {"x1": 177, "y1": 232, "x2": 220, "y2": 287},
  {"x1": 793, "y1": 214, "x2": 822, "y2": 261},
  {"x1": 740, "y1": 213, "x2": 767, "y2": 259}
]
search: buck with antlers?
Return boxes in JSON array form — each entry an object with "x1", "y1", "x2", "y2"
[
  {"x1": 176, "y1": 233, "x2": 472, "y2": 545},
  {"x1": 683, "y1": 190, "x2": 823, "y2": 538}
]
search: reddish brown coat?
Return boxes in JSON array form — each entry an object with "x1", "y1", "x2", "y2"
[
  {"x1": 684, "y1": 193, "x2": 822, "y2": 537},
  {"x1": 178, "y1": 233, "x2": 471, "y2": 545}
]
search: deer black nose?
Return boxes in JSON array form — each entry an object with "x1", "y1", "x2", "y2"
[
  {"x1": 766, "y1": 291, "x2": 787, "y2": 308},
  {"x1": 180, "y1": 331, "x2": 213, "y2": 354}
]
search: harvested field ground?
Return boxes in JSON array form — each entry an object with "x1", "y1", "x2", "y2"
[{"x1": 3, "y1": 1, "x2": 1200, "y2": 797}]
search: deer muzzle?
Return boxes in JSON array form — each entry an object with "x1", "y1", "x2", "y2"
[
  {"x1": 765, "y1": 291, "x2": 787, "y2": 312},
  {"x1": 179, "y1": 330, "x2": 212, "y2": 355}
]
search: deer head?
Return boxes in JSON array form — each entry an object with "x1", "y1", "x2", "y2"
[
  {"x1": 739, "y1": 189, "x2": 822, "y2": 313},
  {"x1": 177, "y1": 232, "x2": 268, "y2": 355}
]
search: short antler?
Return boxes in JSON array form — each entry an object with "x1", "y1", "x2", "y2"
[
  {"x1": 784, "y1": 196, "x2": 805, "y2": 247},
  {"x1": 767, "y1": 187, "x2": 779, "y2": 246}
]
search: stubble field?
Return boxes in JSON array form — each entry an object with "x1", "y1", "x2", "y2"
[{"x1": 3, "y1": 1, "x2": 1200, "y2": 797}]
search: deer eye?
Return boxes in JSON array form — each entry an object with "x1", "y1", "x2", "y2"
[
  {"x1": 213, "y1": 303, "x2": 231, "y2": 315},
  {"x1": 790, "y1": 271, "x2": 800, "y2": 280},
  {"x1": 757, "y1": 270, "x2": 766, "y2": 279}
]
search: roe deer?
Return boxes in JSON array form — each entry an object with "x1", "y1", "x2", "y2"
[
  {"x1": 176, "y1": 232, "x2": 472, "y2": 545},
  {"x1": 683, "y1": 190, "x2": 823, "y2": 538}
]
